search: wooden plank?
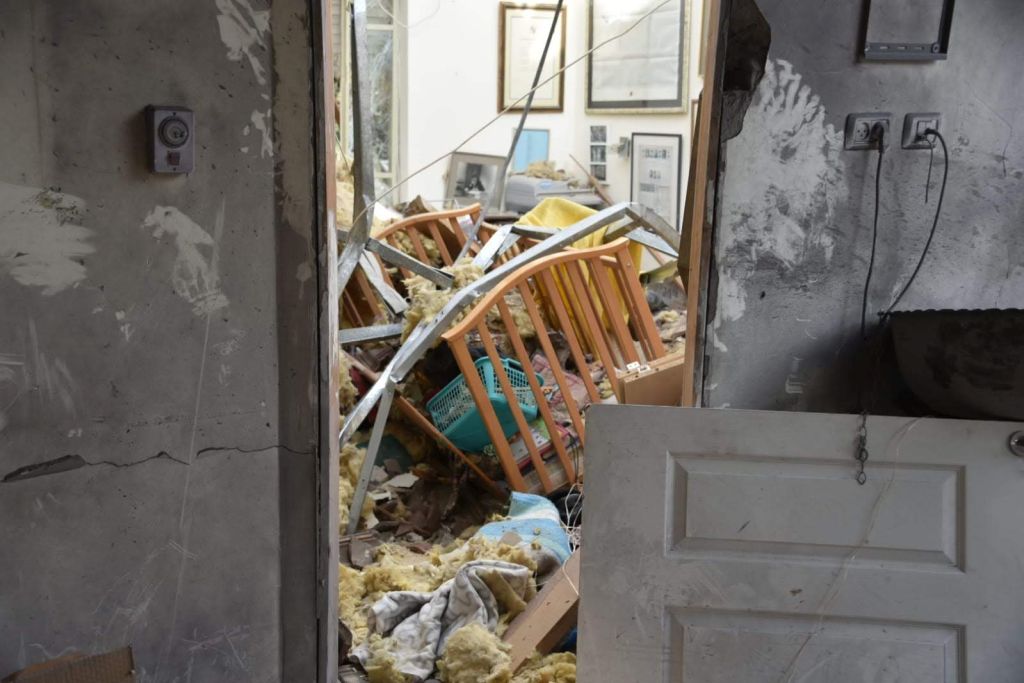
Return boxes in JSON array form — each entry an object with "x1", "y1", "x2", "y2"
[
  {"x1": 504, "y1": 551, "x2": 581, "y2": 672},
  {"x1": 681, "y1": 0, "x2": 724, "y2": 407}
]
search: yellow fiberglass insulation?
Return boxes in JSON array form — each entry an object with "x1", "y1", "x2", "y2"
[
  {"x1": 363, "y1": 635, "x2": 408, "y2": 683},
  {"x1": 484, "y1": 290, "x2": 537, "y2": 341},
  {"x1": 437, "y1": 623, "x2": 513, "y2": 683},
  {"x1": 391, "y1": 230, "x2": 442, "y2": 267},
  {"x1": 338, "y1": 537, "x2": 538, "y2": 651},
  {"x1": 512, "y1": 653, "x2": 577, "y2": 683},
  {"x1": 339, "y1": 564, "x2": 370, "y2": 645},
  {"x1": 435, "y1": 536, "x2": 538, "y2": 582},
  {"x1": 401, "y1": 259, "x2": 484, "y2": 340},
  {"x1": 339, "y1": 444, "x2": 376, "y2": 532},
  {"x1": 339, "y1": 349, "x2": 358, "y2": 413},
  {"x1": 401, "y1": 258, "x2": 539, "y2": 342},
  {"x1": 361, "y1": 544, "x2": 444, "y2": 597},
  {"x1": 336, "y1": 160, "x2": 400, "y2": 232},
  {"x1": 523, "y1": 161, "x2": 569, "y2": 182}
]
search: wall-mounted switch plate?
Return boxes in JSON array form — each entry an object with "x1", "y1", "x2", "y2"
[
  {"x1": 145, "y1": 105, "x2": 194, "y2": 174},
  {"x1": 902, "y1": 113, "x2": 941, "y2": 149},
  {"x1": 844, "y1": 113, "x2": 891, "y2": 150}
]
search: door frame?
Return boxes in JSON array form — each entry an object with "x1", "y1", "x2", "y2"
[{"x1": 312, "y1": 0, "x2": 341, "y2": 681}]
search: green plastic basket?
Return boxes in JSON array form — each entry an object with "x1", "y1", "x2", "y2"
[{"x1": 427, "y1": 357, "x2": 543, "y2": 452}]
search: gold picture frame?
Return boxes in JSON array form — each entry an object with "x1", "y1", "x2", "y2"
[{"x1": 498, "y1": 2, "x2": 567, "y2": 113}]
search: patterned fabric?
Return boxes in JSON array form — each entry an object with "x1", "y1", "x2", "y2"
[{"x1": 352, "y1": 560, "x2": 533, "y2": 681}]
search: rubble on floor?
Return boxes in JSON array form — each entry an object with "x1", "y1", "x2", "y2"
[{"x1": 337, "y1": 193, "x2": 687, "y2": 681}]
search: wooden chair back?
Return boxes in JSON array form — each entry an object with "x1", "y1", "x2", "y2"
[{"x1": 440, "y1": 240, "x2": 667, "y2": 493}]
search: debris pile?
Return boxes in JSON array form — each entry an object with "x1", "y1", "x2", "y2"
[{"x1": 336, "y1": 187, "x2": 686, "y2": 681}]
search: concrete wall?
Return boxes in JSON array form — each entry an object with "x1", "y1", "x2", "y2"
[
  {"x1": 0, "y1": 1, "x2": 322, "y2": 681},
  {"x1": 400, "y1": 0, "x2": 705, "y2": 209},
  {"x1": 705, "y1": 0, "x2": 1024, "y2": 411}
]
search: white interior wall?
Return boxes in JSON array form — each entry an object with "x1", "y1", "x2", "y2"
[{"x1": 400, "y1": 0, "x2": 705, "y2": 216}]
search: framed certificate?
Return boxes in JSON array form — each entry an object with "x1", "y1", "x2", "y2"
[
  {"x1": 631, "y1": 133, "x2": 683, "y2": 229},
  {"x1": 587, "y1": 0, "x2": 688, "y2": 113},
  {"x1": 498, "y1": 3, "x2": 567, "y2": 112}
]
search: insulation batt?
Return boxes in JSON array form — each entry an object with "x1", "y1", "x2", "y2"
[
  {"x1": 513, "y1": 652, "x2": 577, "y2": 683},
  {"x1": 437, "y1": 623, "x2": 513, "y2": 683},
  {"x1": 402, "y1": 258, "x2": 484, "y2": 340},
  {"x1": 339, "y1": 349, "x2": 358, "y2": 412},
  {"x1": 339, "y1": 537, "x2": 538, "y2": 650},
  {"x1": 391, "y1": 230, "x2": 442, "y2": 267},
  {"x1": 401, "y1": 258, "x2": 538, "y2": 342},
  {"x1": 363, "y1": 634, "x2": 408, "y2": 683},
  {"x1": 522, "y1": 161, "x2": 571, "y2": 182},
  {"x1": 436, "y1": 624, "x2": 578, "y2": 683},
  {"x1": 339, "y1": 444, "x2": 376, "y2": 532},
  {"x1": 336, "y1": 158, "x2": 401, "y2": 232}
]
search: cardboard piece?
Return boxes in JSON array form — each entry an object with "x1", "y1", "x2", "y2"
[
  {"x1": 614, "y1": 352, "x2": 686, "y2": 406},
  {"x1": 3, "y1": 647, "x2": 134, "y2": 683}
]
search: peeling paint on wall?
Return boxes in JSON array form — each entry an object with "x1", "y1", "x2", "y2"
[
  {"x1": 0, "y1": 183, "x2": 95, "y2": 295},
  {"x1": 714, "y1": 59, "x2": 846, "y2": 350},
  {"x1": 143, "y1": 206, "x2": 229, "y2": 316},
  {"x1": 248, "y1": 109, "x2": 273, "y2": 157},
  {"x1": 215, "y1": 0, "x2": 270, "y2": 85}
]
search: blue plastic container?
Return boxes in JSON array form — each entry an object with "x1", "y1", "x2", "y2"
[{"x1": 427, "y1": 357, "x2": 543, "y2": 452}]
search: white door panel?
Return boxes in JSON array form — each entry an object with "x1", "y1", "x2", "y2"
[{"x1": 578, "y1": 406, "x2": 1024, "y2": 682}]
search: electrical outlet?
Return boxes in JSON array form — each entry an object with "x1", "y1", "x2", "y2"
[
  {"x1": 145, "y1": 105, "x2": 194, "y2": 173},
  {"x1": 844, "y1": 113, "x2": 891, "y2": 150},
  {"x1": 902, "y1": 113, "x2": 941, "y2": 149}
]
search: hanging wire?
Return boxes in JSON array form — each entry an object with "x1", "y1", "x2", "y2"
[{"x1": 349, "y1": 0, "x2": 676, "y2": 227}]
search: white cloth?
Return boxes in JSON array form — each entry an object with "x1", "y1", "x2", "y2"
[{"x1": 352, "y1": 560, "x2": 532, "y2": 681}]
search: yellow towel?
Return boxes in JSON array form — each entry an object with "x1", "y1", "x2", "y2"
[{"x1": 518, "y1": 198, "x2": 640, "y2": 341}]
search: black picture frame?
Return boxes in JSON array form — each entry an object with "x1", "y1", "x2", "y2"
[
  {"x1": 586, "y1": 0, "x2": 688, "y2": 113},
  {"x1": 862, "y1": 0, "x2": 955, "y2": 61},
  {"x1": 630, "y1": 132, "x2": 683, "y2": 230}
]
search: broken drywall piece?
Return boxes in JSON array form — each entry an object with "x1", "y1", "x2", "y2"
[
  {"x1": 0, "y1": 183, "x2": 95, "y2": 295},
  {"x1": 383, "y1": 472, "x2": 419, "y2": 490},
  {"x1": 143, "y1": 205, "x2": 229, "y2": 316},
  {"x1": 215, "y1": 0, "x2": 270, "y2": 85}
]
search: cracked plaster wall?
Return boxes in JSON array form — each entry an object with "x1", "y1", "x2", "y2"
[
  {"x1": 0, "y1": 1, "x2": 320, "y2": 681},
  {"x1": 706, "y1": 0, "x2": 1024, "y2": 412}
]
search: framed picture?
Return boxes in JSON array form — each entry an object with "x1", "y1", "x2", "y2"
[
  {"x1": 512, "y1": 129, "x2": 551, "y2": 173},
  {"x1": 499, "y1": 3, "x2": 567, "y2": 112},
  {"x1": 591, "y1": 164, "x2": 607, "y2": 181},
  {"x1": 590, "y1": 125, "x2": 607, "y2": 143},
  {"x1": 587, "y1": 0, "x2": 688, "y2": 113},
  {"x1": 698, "y1": 0, "x2": 711, "y2": 77},
  {"x1": 590, "y1": 145, "x2": 607, "y2": 164},
  {"x1": 446, "y1": 152, "x2": 506, "y2": 208},
  {"x1": 630, "y1": 133, "x2": 683, "y2": 230}
]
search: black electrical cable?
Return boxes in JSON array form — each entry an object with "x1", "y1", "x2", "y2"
[
  {"x1": 882, "y1": 129, "x2": 949, "y2": 318},
  {"x1": 855, "y1": 127, "x2": 886, "y2": 484},
  {"x1": 860, "y1": 126, "x2": 885, "y2": 340}
]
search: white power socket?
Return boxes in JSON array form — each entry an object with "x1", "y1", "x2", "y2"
[
  {"x1": 844, "y1": 113, "x2": 892, "y2": 150},
  {"x1": 902, "y1": 113, "x2": 942, "y2": 149}
]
